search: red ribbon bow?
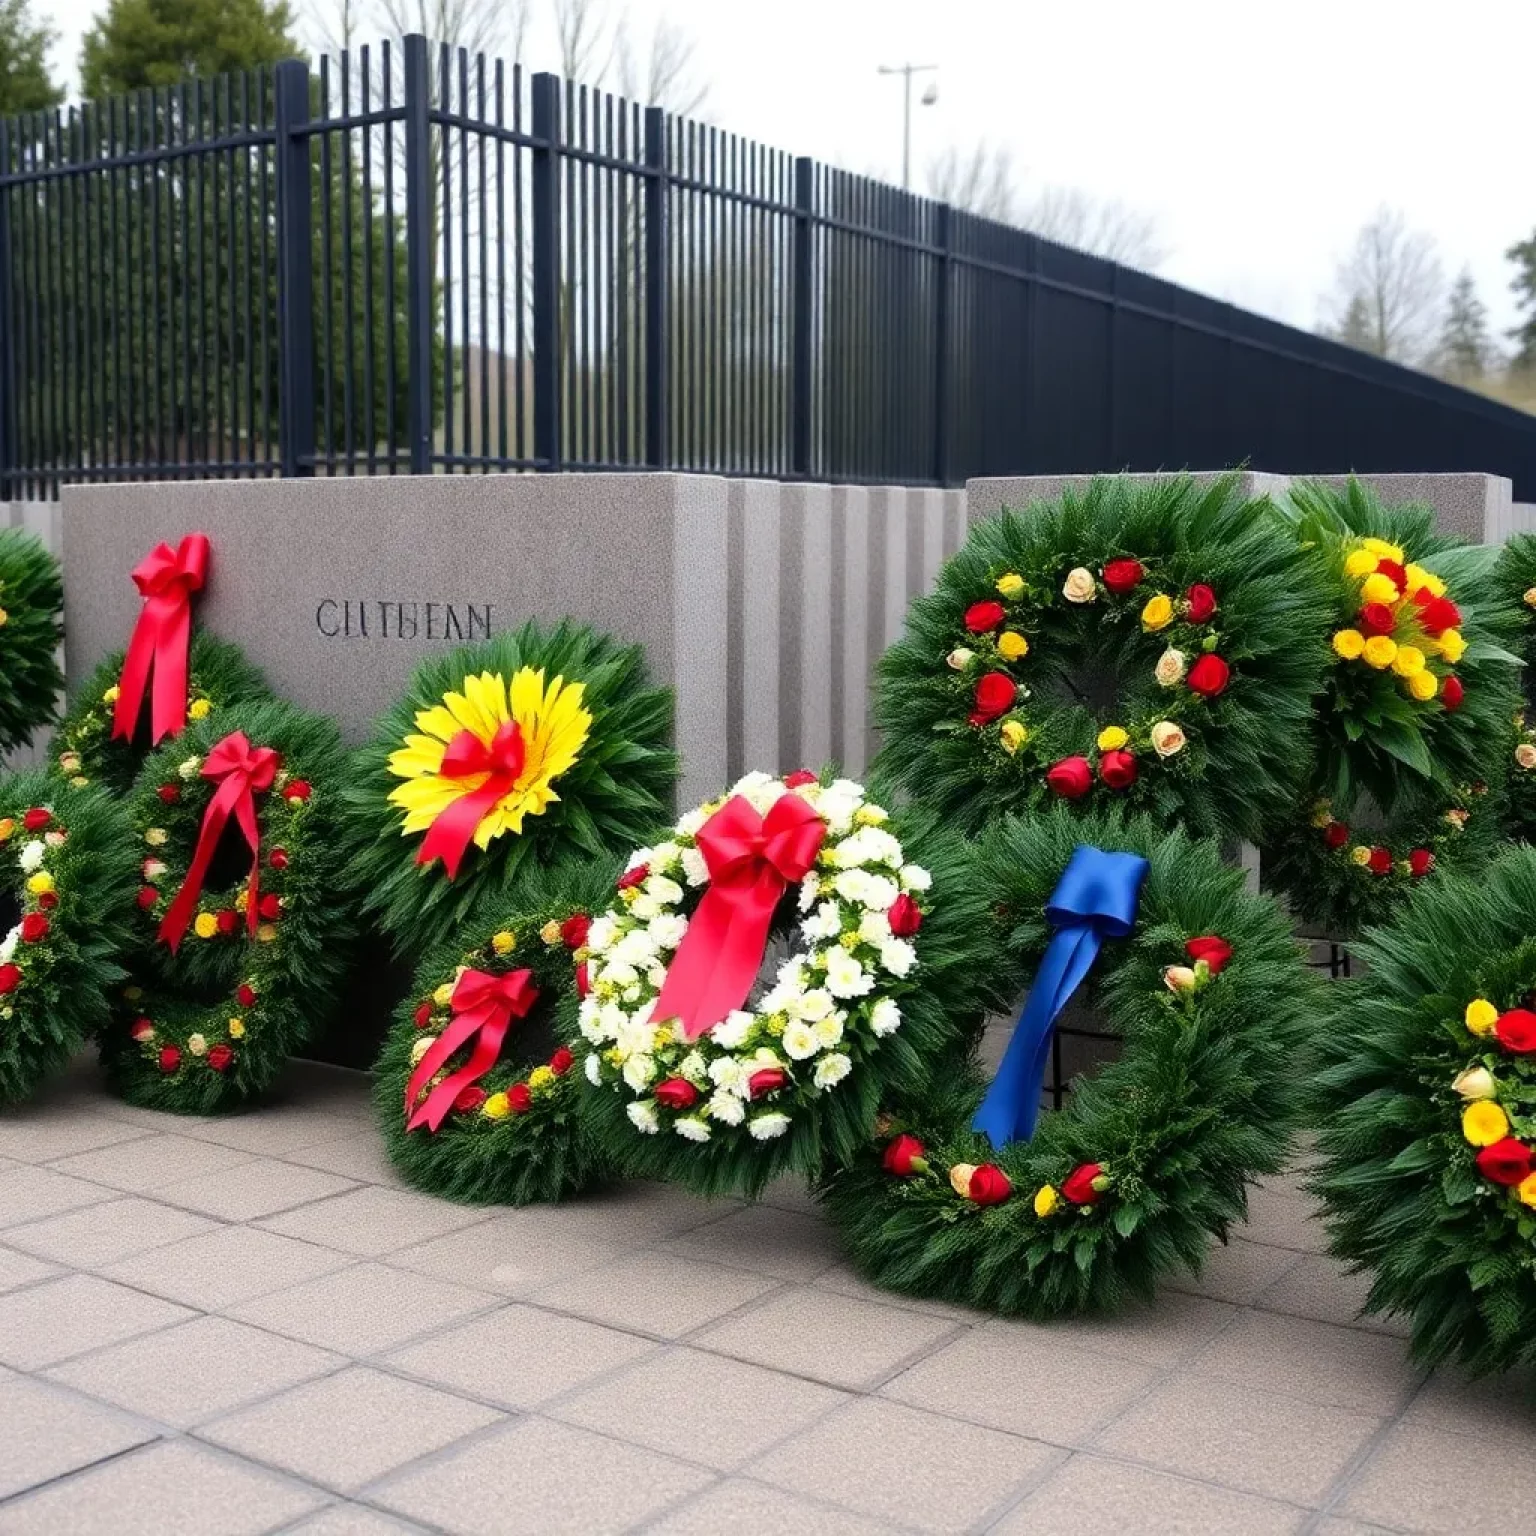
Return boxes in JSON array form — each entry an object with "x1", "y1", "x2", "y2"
[
  {"x1": 406, "y1": 967, "x2": 540, "y2": 1133},
  {"x1": 415, "y1": 720, "x2": 527, "y2": 879},
  {"x1": 112, "y1": 533, "x2": 211, "y2": 747},
  {"x1": 653, "y1": 792, "x2": 826, "y2": 1040},
  {"x1": 158, "y1": 731, "x2": 279, "y2": 952}
]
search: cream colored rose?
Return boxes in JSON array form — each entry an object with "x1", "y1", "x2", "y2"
[
  {"x1": 1516, "y1": 743, "x2": 1536, "y2": 771},
  {"x1": 1062, "y1": 567, "x2": 1097, "y2": 604},
  {"x1": 946, "y1": 647, "x2": 975, "y2": 670},
  {"x1": 1150, "y1": 721, "x2": 1186, "y2": 757},
  {"x1": 948, "y1": 1162, "x2": 977, "y2": 1197},
  {"x1": 1154, "y1": 648, "x2": 1187, "y2": 688},
  {"x1": 1452, "y1": 1066, "x2": 1496, "y2": 1100},
  {"x1": 1524, "y1": 587, "x2": 1536, "y2": 609},
  {"x1": 1163, "y1": 965, "x2": 1197, "y2": 993}
]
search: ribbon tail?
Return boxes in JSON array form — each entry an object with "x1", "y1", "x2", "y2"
[
  {"x1": 158, "y1": 786, "x2": 236, "y2": 952},
  {"x1": 405, "y1": 1007, "x2": 485, "y2": 1125},
  {"x1": 654, "y1": 874, "x2": 781, "y2": 1040},
  {"x1": 149, "y1": 596, "x2": 192, "y2": 744},
  {"x1": 112, "y1": 620, "x2": 157, "y2": 743},
  {"x1": 416, "y1": 776, "x2": 511, "y2": 878},
  {"x1": 406, "y1": 1008, "x2": 512, "y2": 1133}
]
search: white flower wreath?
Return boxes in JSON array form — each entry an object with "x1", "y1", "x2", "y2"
[{"x1": 579, "y1": 771, "x2": 933, "y2": 1146}]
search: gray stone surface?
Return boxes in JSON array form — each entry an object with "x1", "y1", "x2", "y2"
[
  {"x1": 776, "y1": 482, "x2": 834, "y2": 774},
  {"x1": 830, "y1": 485, "x2": 871, "y2": 775},
  {"x1": 1320, "y1": 471, "x2": 1512, "y2": 543}
]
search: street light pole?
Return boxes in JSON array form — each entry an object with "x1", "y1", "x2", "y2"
[{"x1": 877, "y1": 62, "x2": 937, "y2": 191}]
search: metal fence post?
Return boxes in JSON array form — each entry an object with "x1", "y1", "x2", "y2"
[
  {"x1": 403, "y1": 34, "x2": 434, "y2": 475},
  {"x1": 931, "y1": 201, "x2": 951, "y2": 487},
  {"x1": 0, "y1": 120, "x2": 14, "y2": 502},
  {"x1": 274, "y1": 58, "x2": 315, "y2": 477},
  {"x1": 530, "y1": 72, "x2": 561, "y2": 472},
  {"x1": 791, "y1": 156, "x2": 814, "y2": 479},
  {"x1": 643, "y1": 105, "x2": 668, "y2": 468}
]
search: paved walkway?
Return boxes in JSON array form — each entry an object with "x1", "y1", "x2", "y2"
[{"x1": 0, "y1": 1057, "x2": 1527, "y2": 1535}]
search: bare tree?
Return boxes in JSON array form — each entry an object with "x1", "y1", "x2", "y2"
[
  {"x1": 927, "y1": 143, "x2": 1016, "y2": 223},
  {"x1": 553, "y1": 0, "x2": 609, "y2": 81},
  {"x1": 1320, "y1": 207, "x2": 1444, "y2": 365},
  {"x1": 614, "y1": 15, "x2": 707, "y2": 112}
]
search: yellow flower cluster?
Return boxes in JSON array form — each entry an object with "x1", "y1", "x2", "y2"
[{"x1": 1330, "y1": 538, "x2": 1458, "y2": 703}]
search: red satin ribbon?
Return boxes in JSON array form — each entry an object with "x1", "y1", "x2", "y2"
[
  {"x1": 158, "y1": 731, "x2": 279, "y2": 952},
  {"x1": 406, "y1": 967, "x2": 540, "y2": 1132},
  {"x1": 112, "y1": 533, "x2": 211, "y2": 747},
  {"x1": 416, "y1": 720, "x2": 527, "y2": 879},
  {"x1": 653, "y1": 792, "x2": 826, "y2": 1041}
]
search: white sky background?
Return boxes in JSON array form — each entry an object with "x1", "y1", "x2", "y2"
[{"x1": 40, "y1": 0, "x2": 1536, "y2": 342}]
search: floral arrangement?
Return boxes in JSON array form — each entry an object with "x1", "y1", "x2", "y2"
[
  {"x1": 0, "y1": 774, "x2": 137, "y2": 1104},
  {"x1": 0, "y1": 528, "x2": 63, "y2": 756},
  {"x1": 874, "y1": 474, "x2": 1334, "y2": 842}
]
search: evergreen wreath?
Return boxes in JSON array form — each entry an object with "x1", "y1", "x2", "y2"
[
  {"x1": 373, "y1": 862, "x2": 617, "y2": 1206},
  {"x1": 0, "y1": 773, "x2": 138, "y2": 1105},
  {"x1": 345, "y1": 620, "x2": 678, "y2": 956},
  {"x1": 53, "y1": 632, "x2": 272, "y2": 797},
  {"x1": 581, "y1": 771, "x2": 998, "y2": 1199},
  {"x1": 872, "y1": 475, "x2": 1333, "y2": 843},
  {"x1": 0, "y1": 528, "x2": 64, "y2": 756},
  {"x1": 1311, "y1": 844, "x2": 1536, "y2": 1373},
  {"x1": 820, "y1": 808, "x2": 1320, "y2": 1319},
  {"x1": 99, "y1": 699, "x2": 355, "y2": 1114}
]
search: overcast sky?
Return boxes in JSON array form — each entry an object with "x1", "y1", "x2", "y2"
[{"x1": 43, "y1": 0, "x2": 1536, "y2": 342}]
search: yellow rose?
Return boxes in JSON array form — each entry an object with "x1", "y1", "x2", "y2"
[
  {"x1": 1351, "y1": 845, "x2": 1372, "y2": 866},
  {"x1": 433, "y1": 982, "x2": 455, "y2": 1007},
  {"x1": 1361, "y1": 536, "x2": 1405, "y2": 562},
  {"x1": 539, "y1": 920, "x2": 562, "y2": 946},
  {"x1": 1149, "y1": 721, "x2": 1186, "y2": 757},
  {"x1": 1465, "y1": 998, "x2": 1499, "y2": 1036},
  {"x1": 1407, "y1": 669, "x2": 1437, "y2": 701},
  {"x1": 1437, "y1": 629, "x2": 1466, "y2": 664},
  {"x1": 1033, "y1": 1184, "x2": 1059, "y2": 1217},
  {"x1": 1097, "y1": 726, "x2": 1129, "y2": 752},
  {"x1": 1409, "y1": 566, "x2": 1446, "y2": 598},
  {"x1": 1331, "y1": 629, "x2": 1365, "y2": 660},
  {"x1": 949, "y1": 1162, "x2": 977, "y2": 1198},
  {"x1": 528, "y1": 1065, "x2": 555, "y2": 1090},
  {"x1": 483, "y1": 1092, "x2": 511, "y2": 1120},
  {"x1": 995, "y1": 572, "x2": 1025, "y2": 598},
  {"x1": 57, "y1": 753, "x2": 80, "y2": 773},
  {"x1": 1140, "y1": 594, "x2": 1174, "y2": 632},
  {"x1": 0, "y1": 818, "x2": 13, "y2": 842},
  {"x1": 1524, "y1": 586, "x2": 1536, "y2": 610},
  {"x1": 102, "y1": 685, "x2": 121, "y2": 704},
  {"x1": 996, "y1": 630, "x2": 1029, "y2": 660},
  {"x1": 228, "y1": 1018, "x2": 246, "y2": 1038},
  {"x1": 1452, "y1": 1067, "x2": 1496, "y2": 1100},
  {"x1": 1520, "y1": 1174, "x2": 1536, "y2": 1210},
  {"x1": 1362, "y1": 635, "x2": 1397, "y2": 670},
  {"x1": 193, "y1": 912, "x2": 219, "y2": 939},
  {"x1": 494, "y1": 930, "x2": 518, "y2": 954},
  {"x1": 1061, "y1": 567, "x2": 1097, "y2": 604},
  {"x1": 1344, "y1": 549, "x2": 1379, "y2": 579},
  {"x1": 999, "y1": 720, "x2": 1028, "y2": 755},
  {"x1": 1462, "y1": 1100, "x2": 1509, "y2": 1147},
  {"x1": 855, "y1": 805, "x2": 888, "y2": 825},
  {"x1": 1391, "y1": 645, "x2": 1425, "y2": 678},
  {"x1": 188, "y1": 698, "x2": 212, "y2": 720},
  {"x1": 145, "y1": 827, "x2": 168, "y2": 846},
  {"x1": 1360, "y1": 572, "x2": 1401, "y2": 606},
  {"x1": 1310, "y1": 803, "x2": 1334, "y2": 828},
  {"x1": 257, "y1": 923, "x2": 278, "y2": 943},
  {"x1": 70, "y1": 776, "x2": 89, "y2": 788},
  {"x1": 25, "y1": 872, "x2": 53, "y2": 896}
]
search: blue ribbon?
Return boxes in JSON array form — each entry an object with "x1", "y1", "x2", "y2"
[{"x1": 972, "y1": 844, "x2": 1149, "y2": 1149}]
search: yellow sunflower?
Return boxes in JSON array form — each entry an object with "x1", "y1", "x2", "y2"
[{"x1": 388, "y1": 668, "x2": 592, "y2": 849}]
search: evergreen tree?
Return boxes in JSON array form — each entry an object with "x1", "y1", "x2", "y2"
[
  {"x1": 79, "y1": 0, "x2": 297, "y2": 97},
  {"x1": 1437, "y1": 267, "x2": 1492, "y2": 381},
  {"x1": 1509, "y1": 230, "x2": 1536, "y2": 370},
  {"x1": 0, "y1": 0, "x2": 61, "y2": 113}
]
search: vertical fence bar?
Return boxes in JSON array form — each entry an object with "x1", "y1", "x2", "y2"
[
  {"x1": 791, "y1": 155, "x2": 813, "y2": 479},
  {"x1": 274, "y1": 57, "x2": 315, "y2": 477},
  {"x1": 530, "y1": 71, "x2": 561, "y2": 471},
  {"x1": 402, "y1": 33, "x2": 434, "y2": 474},
  {"x1": 932, "y1": 200, "x2": 950, "y2": 487},
  {"x1": 643, "y1": 104, "x2": 667, "y2": 468},
  {"x1": 0, "y1": 121, "x2": 13, "y2": 501}
]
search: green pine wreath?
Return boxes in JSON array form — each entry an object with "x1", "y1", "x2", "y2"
[
  {"x1": 0, "y1": 773, "x2": 138, "y2": 1104},
  {"x1": 53, "y1": 631, "x2": 272, "y2": 797},
  {"x1": 580, "y1": 771, "x2": 1000, "y2": 1200},
  {"x1": 0, "y1": 528, "x2": 63, "y2": 755},
  {"x1": 344, "y1": 620, "x2": 678, "y2": 956},
  {"x1": 1311, "y1": 844, "x2": 1536, "y2": 1373},
  {"x1": 819, "y1": 808, "x2": 1321, "y2": 1319},
  {"x1": 872, "y1": 475, "x2": 1334, "y2": 842},
  {"x1": 99, "y1": 699, "x2": 355, "y2": 1114},
  {"x1": 373, "y1": 862, "x2": 618, "y2": 1205}
]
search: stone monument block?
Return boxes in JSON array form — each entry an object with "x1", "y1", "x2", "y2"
[{"x1": 1317, "y1": 472, "x2": 1514, "y2": 544}]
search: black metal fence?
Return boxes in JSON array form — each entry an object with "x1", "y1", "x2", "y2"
[{"x1": 3, "y1": 33, "x2": 1536, "y2": 500}]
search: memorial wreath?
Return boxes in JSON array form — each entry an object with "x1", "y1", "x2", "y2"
[
  {"x1": 100, "y1": 699, "x2": 354, "y2": 1114},
  {"x1": 0, "y1": 528, "x2": 64, "y2": 756},
  {"x1": 821, "y1": 809, "x2": 1320, "y2": 1318}
]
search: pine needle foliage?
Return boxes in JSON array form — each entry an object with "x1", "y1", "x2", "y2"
[
  {"x1": 1492, "y1": 533, "x2": 1536, "y2": 842},
  {"x1": 1310, "y1": 845, "x2": 1536, "y2": 1373},
  {"x1": 820, "y1": 807, "x2": 1321, "y2": 1318},
  {"x1": 872, "y1": 474, "x2": 1334, "y2": 843},
  {"x1": 344, "y1": 621, "x2": 679, "y2": 956},
  {"x1": 0, "y1": 529, "x2": 63, "y2": 755}
]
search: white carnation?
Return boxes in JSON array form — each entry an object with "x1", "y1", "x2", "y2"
[
  {"x1": 749, "y1": 1113, "x2": 791, "y2": 1140},
  {"x1": 708, "y1": 1056, "x2": 749, "y2": 1094},
  {"x1": 648, "y1": 913, "x2": 687, "y2": 951},
  {"x1": 614, "y1": 1017, "x2": 656, "y2": 1058},
  {"x1": 802, "y1": 901, "x2": 842, "y2": 941},
  {"x1": 711, "y1": 1011, "x2": 755, "y2": 1050},
  {"x1": 674, "y1": 1117, "x2": 711, "y2": 1142},
  {"x1": 825, "y1": 947, "x2": 873, "y2": 998},
  {"x1": 793, "y1": 988, "x2": 834, "y2": 1022},
  {"x1": 676, "y1": 806, "x2": 708, "y2": 836},
  {"x1": 861, "y1": 874, "x2": 899, "y2": 912},
  {"x1": 622, "y1": 1054, "x2": 657, "y2": 1091},
  {"x1": 857, "y1": 910, "x2": 892, "y2": 945},
  {"x1": 646, "y1": 874, "x2": 684, "y2": 906},
  {"x1": 870, "y1": 997, "x2": 902, "y2": 1036},
  {"x1": 879, "y1": 938, "x2": 917, "y2": 978},
  {"x1": 0, "y1": 926, "x2": 17, "y2": 965},
  {"x1": 741, "y1": 778, "x2": 787, "y2": 815},
  {"x1": 833, "y1": 869, "x2": 872, "y2": 905},
  {"x1": 900, "y1": 864, "x2": 932, "y2": 892},
  {"x1": 681, "y1": 847, "x2": 709, "y2": 886},
  {"x1": 860, "y1": 828, "x2": 904, "y2": 867},
  {"x1": 678, "y1": 1050, "x2": 708, "y2": 1084},
  {"x1": 578, "y1": 1001, "x2": 605, "y2": 1043},
  {"x1": 650, "y1": 840, "x2": 681, "y2": 872},
  {"x1": 813, "y1": 1053, "x2": 852, "y2": 1089},
  {"x1": 819, "y1": 794, "x2": 859, "y2": 836},
  {"x1": 584, "y1": 1053, "x2": 602, "y2": 1085},
  {"x1": 647, "y1": 965, "x2": 669, "y2": 990},
  {"x1": 17, "y1": 840, "x2": 44, "y2": 874},
  {"x1": 626, "y1": 847, "x2": 654, "y2": 873},
  {"x1": 776, "y1": 957, "x2": 808, "y2": 992},
  {"x1": 587, "y1": 915, "x2": 618, "y2": 953},
  {"x1": 610, "y1": 929, "x2": 656, "y2": 967},
  {"x1": 627, "y1": 1100, "x2": 660, "y2": 1134},
  {"x1": 815, "y1": 1014, "x2": 845, "y2": 1049},
  {"x1": 630, "y1": 894, "x2": 661, "y2": 921},
  {"x1": 602, "y1": 960, "x2": 639, "y2": 990},
  {"x1": 782, "y1": 1021, "x2": 820, "y2": 1060},
  {"x1": 832, "y1": 831, "x2": 874, "y2": 869},
  {"x1": 707, "y1": 1091, "x2": 745, "y2": 1126},
  {"x1": 798, "y1": 874, "x2": 819, "y2": 912},
  {"x1": 829, "y1": 778, "x2": 865, "y2": 801},
  {"x1": 731, "y1": 770, "x2": 776, "y2": 797},
  {"x1": 177, "y1": 755, "x2": 201, "y2": 781}
]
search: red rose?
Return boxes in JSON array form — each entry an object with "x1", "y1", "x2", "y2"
[
  {"x1": 1367, "y1": 846, "x2": 1393, "y2": 876},
  {"x1": 0, "y1": 963, "x2": 19, "y2": 995},
  {"x1": 158, "y1": 1045, "x2": 181, "y2": 1072},
  {"x1": 575, "y1": 961, "x2": 590, "y2": 998},
  {"x1": 1062, "y1": 1162, "x2": 1106, "y2": 1204},
  {"x1": 882, "y1": 1134, "x2": 927, "y2": 1176},
  {"x1": 1185, "y1": 936, "x2": 1232, "y2": 976},
  {"x1": 1476, "y1": 1137, "x2": 1532, "y2": 1186},
  {"x1": 964, "y1": 599, "x2": 1007, "y2": 633},
  {"x1": 21, "y1": 809, "x2": 49, "y2": 832},
  {"x1": 130, "y1": 1018, "x2": 154, "y2": 1041},
  {"x1": 1415, "y1": 595, "x2": 1461, "y2": 637},
  {"x1": 20, "y1": 913, "x2": 48, "y2": 943},
  {"x1": 1495, "y1": 1008, "x2": 1536, "y2": 1054},
  {"x1": 1323, "y1": 822, "x2": 1350, "y2": 850},
  {"x1": 1046, "y1": 756, "x2": 1093, "y2": 800},
  {"x1": 215, "y1": 909, "x2": 238, "y2": 936},
  {"x1": 236, "y1": 983, "x2": 257, "y2": 1008},
  {"x1": 550, "y1": 1046, "x2": 574, "y2": 1077},
  {"x1": 269, "y1": 848, "x2": 289, "y2": 871},
  {"x1": 157, "y1": 783, "x2": 180, "y2": 804},
  {"x1": 560, "y1": 913, "x2": 591, "y2": 950},
  {"x1": 888, "y1": 894, "x2": 923, "y2": 937},
  {"x1": 1184, "y1": 583, "x2": 1217, "y2": 622},
  {"x1": 1186, "y1": 653, "x2": 1230, "y2": 698},
  {"x1": 285, "y1": 779, "x2": 312, "y2": 802},
  {"x1": 507, "y1": 1082, "x2": 533, "y2": 1114},
  {"x1": 1099, "y1": 749, "x2": 1137, "y2": 790},
  {"x1": 207, "y1": 1044, "x2": 234, "y2": 1072},
  {"x1": 748, "y1": 1067, "x2": 788, "y2": 1098},
  {"x1": 1442, "y1": 676, "x2": 1464, "y2": 711},
  {"x1": 617, "y1": 864, "x2": 649, "y2": 891},
  {"x1": 454, "y1": 1085, "x2": 487, "y2": 1114},
  {"x1": 1374, "y1": 558, "x2": 1407, "y2": 590},
  {"x1": 1102, "y1": 558, "x2": 1144, "y2": 594},
  {"x1": 1359, "y1": 602, "x2": 1396, "y2": 636},
  {"x1": 413, "y1": 1002, "x2": 433, "y2": 1028},
  {"x1": 966, "y1": 1164, "x2": 1013, "y2": 1204},
  {"x1": 1408, "y1": 848, "x2": 1434, "y2": 878},
  {"x1": 137, "y1": 886, "x2": 159, "y2": 910},
  {"x1": 258, "y1": 893, "x2": 282, "y2": 921},
  {"x1": 37, "y1": 891, "x2": 57, "y2": 910},
  {"x1": 784, "y1": 769, "x2": 818, "y2": 788},
  {"x1": 654, "y1": 1077, "x2": 699, "y2": 1110},
  {"x1": 969, "y1": 672, "x2": 1016, "y2": 726}
]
